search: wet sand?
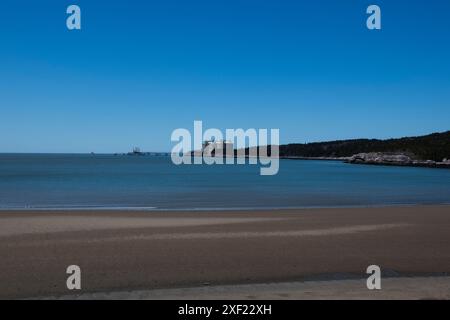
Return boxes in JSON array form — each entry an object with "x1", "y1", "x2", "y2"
[{"x1": 0, "y1": 205, "x2": 449, "y2": 299}]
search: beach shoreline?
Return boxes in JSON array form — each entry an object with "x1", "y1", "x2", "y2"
[
  {"x1": 2, "y1": 202, "x2": 450, "y2": 212},
  {"x1": 0, "y1": 205, "x2": 449, "y2": 299}
]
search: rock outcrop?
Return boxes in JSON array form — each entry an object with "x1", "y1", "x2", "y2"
[
  {"x1": 346, "y1": 153, "x2": 450, "y2": 168},
  {"x1": 348, "y1": 153, "x2": 412, "y2": 164}
]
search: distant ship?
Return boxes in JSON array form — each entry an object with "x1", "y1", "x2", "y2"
[{"x1": 127, "y1": 147, "x2": 145, "y2": 156}]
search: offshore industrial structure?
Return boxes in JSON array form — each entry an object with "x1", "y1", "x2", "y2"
[{"x1": 202, "y1": 139, "x2": 234, "y2": 157}]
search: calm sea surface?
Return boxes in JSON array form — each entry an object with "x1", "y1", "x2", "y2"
[{"x1": 0, "y1": 154, "x2": 449, "y2": 210}]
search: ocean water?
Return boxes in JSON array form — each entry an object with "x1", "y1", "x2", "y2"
[{"x1": 0, "y1": 154, "x2": 450, "y2": 210}]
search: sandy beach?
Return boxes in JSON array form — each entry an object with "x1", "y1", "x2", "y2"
[{"x1": 0, "y1": 205, "x2": 449, "y2": 299}]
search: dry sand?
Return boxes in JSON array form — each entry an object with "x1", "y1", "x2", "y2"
[{"x1": 0, "y1": 205, "x2": 449, "y2": 299}]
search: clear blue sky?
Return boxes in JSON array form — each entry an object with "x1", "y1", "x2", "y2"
[{"x1": 1, "y1": 0, "x2": 449, "y2": 153}]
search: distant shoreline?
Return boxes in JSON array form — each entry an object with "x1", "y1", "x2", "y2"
[{"x1": 281, "y1": 156, "x2": 450, "y2": 169}]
